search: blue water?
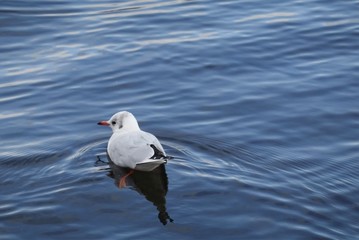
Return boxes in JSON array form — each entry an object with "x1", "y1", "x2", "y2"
[{"x1": 1, "y1": 0, "x2": 359, "y2": 239}]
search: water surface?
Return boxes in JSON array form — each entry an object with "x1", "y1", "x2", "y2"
[{"x1": 1, "y1": 0, "x2": 359, "y2": 239}]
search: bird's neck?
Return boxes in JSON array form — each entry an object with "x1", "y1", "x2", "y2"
[
  {"x1": 114, "y1": 115, "x2": 140, "y2": 133},
  {"x1": 124, "y1": 121, "x2": 140, "y2": 131},
  {"x1": 125, "y1": 115, "x2": 140, "y2": 130}
]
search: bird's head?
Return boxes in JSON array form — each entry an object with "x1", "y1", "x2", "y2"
[{"x1": 98, "y1": 111, "x2": 140, "y2": 132}]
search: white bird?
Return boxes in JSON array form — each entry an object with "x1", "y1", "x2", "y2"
[{"x1": 98, "y1": 111, "x2": 169, "y2": 172}]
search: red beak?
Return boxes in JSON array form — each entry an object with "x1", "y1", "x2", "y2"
[{"x1": 97, "y1": 121, "x2": 110, "y2": 126}]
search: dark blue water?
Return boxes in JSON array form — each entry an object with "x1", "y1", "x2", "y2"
[{"x1": 1, "y1": 0, "x2": 359, "y2": 239}]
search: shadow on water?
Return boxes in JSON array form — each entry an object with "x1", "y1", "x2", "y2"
[{"x1": 99, "y1": 156, "x2": 174, "y2": 225}]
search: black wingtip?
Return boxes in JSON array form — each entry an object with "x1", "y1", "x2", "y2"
[{"x1": 150, "y1": 144, "x2": 168, "y2": 159}]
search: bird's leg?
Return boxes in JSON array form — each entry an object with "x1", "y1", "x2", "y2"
[
  {"x1": 118, "y1": 170, "x2": 134, "y2": 188},
  {"x1": 95, "y1": 155, "x2": 109, "y2": 165}
]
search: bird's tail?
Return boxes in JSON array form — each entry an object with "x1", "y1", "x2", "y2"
[{"x1": 135, "y1": 159, "x2": 167, "y2": 171}]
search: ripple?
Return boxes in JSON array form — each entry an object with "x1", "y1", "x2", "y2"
[{"x1": 235, "y1": 11, "x2": 298, "y2": 24}]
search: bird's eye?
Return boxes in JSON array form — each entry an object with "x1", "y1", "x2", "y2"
[{"x1": 111, "y1": 121, "x2": 116, "y2": 125}]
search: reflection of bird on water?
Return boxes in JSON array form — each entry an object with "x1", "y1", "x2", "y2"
[{"x1": 108, "y1": 160, "x2": 174, "y2": 225}]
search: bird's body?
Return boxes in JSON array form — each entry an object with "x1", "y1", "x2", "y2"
[{"x1": 98, "y1": 111, "x2": 168, "y2": 171}]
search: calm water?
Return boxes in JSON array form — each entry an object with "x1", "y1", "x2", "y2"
[{"x1": 1, "y1": 0, "x2": 359, "y2": 239}]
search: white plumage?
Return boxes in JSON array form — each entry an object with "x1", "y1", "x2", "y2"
[{"x1": 98, "y1": 111, "x2": 168, "y2": 171}]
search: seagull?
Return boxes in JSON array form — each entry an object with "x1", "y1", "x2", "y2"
[{"x1": 98, "y1": 111, "x2": 169, "y2": 182}]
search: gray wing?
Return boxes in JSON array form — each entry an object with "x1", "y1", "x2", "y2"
[
  {"x1": 108, "y1": 131, "x2": 166, "y2": 170},
  {"x1": 141, "y1": 131, "x2": 166, "y2": 156}
]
